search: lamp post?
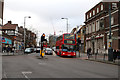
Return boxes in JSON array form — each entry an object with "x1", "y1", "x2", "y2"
[
  {"x1": 108, "y1": 3, "x2": 113, "y2": 61},
  {"x1": 24, "y1": 16, "x2": 31, "y2": 54},
  {"x1": 61, "y1": 18, "x2": 68, "y2": 33}
]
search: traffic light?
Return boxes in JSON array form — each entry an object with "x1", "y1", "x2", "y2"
[{"x1": 41, "y1": 33, "x2": 45, "y2": 42}]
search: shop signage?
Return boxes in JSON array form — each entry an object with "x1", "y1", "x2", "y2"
[{"x1": 2, "y1": 37, "x2": 12, "y2": 44}]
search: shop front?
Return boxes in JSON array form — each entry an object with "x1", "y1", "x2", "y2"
[{"x1": 2, "y1": 37, "x2": 12, "y2": 52}]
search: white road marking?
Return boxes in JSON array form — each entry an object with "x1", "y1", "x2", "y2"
[
  {"x1": 22, "y1": 71, "x2": 32, "y2": 79},
  {"x1": 38, "y1": 63, "x2": 46, "y2": 65},
  {"x1": 3, "y1": 70, "x2": 7, "y2": 78}
]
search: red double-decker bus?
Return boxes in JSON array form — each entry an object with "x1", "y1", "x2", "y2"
[{"x1": 56, "y1": 33, "x2": 77, "y2": 57}]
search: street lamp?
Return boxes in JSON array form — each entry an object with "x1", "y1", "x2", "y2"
[
  {"x1": 61, "y1": 18, "x2": 68, "y2": 33},
  {"x1": 108, "y1": 3, "x2": 113, "y2": 61},
  {"x1": 24, "y1": 16, "x2": 31, "y2": 54}
]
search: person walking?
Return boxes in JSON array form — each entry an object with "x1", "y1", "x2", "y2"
[
  {"x1": 113, "y1": 49, "x2": 117, "y2": 62},
  {"x1": 116, "y1": 49, "x2": 120, "y2": 60},
  {"x1": 87, "y1": 48, "x2": 91, "y2": 59}
]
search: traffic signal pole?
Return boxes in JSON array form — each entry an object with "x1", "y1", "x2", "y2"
[
  {"x1": 40, "y1": 42, "x2": 44, "y2": 58},
  {"x1": 40, "y1": 33, "x2": 45, "y2": 58}
]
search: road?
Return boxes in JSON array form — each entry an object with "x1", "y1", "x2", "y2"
[{"x1": 2, "y1": 52, "x2": 118, "y2": 79}]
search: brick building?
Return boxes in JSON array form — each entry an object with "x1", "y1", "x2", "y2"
[
  {"x1": 18, "y1": 26, "x2": 37, "y2": 48},
  {"x1": 1, "y1": 21, "x2": 37, "y2": 52},
  {"x1": 1, "y1": 21, "x2": 22, "y2": 51},
  {"x1": 78, "y1": 25, "x2": 86, "y2": 53},
  {"x1": 85, "y1": 2, "x2": 120, "y2": 54}
]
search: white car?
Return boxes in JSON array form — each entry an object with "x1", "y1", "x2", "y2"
[
  {"x1": 44, "y1": 48, "x2": 53, "y2": 55},
  {"x1": 24, "y1": 48, "x2": 32, "y2": 54}
]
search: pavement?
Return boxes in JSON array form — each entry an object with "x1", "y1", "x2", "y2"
[{"x1": 76, "y1": 52, "x2": 120, "y2": 65}]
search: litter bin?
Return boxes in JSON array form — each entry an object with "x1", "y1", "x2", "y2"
[{"x1": 108, "y1": 47, "x2": 113, "y2": 61}]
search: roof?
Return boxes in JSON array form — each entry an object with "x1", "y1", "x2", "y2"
[{"x1": 2, "y1": 23, "x2": 18, "y2": 30}]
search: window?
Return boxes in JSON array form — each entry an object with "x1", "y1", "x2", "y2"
[
  {"x1": 99, "y1": 19, "x2": 104, "y2": 30},
  {"x1": 96, "y1": 20, "x2": 99, "y2": 31},
  {"x1": 89, "y1": 24, "x2": 91, "y2": 33},
  {"x1": 64, "y1": 34, "x2": 75, "y2": 39},
  {"x1": 111, "y1": 16, "x2": 114, "y2": 25},
  {"x1": 87, "y1": 15, "x2": 89, "y2": 19},
  {"x1": 90, "y1": 13, "x2": 91, "y2": 17},
  {"x1": 97, "y1": 8, "x2": 99, "y2": 13},
  {"x1": 92, "y1": 22, "x2": 95, "y2": 32},
  {"x1": 93, "y1": 10, "x2": 95, "y2": 15},
  {"x1": 101, "y1": 5, "x2": 103, "y2": 11},
  {"x1": 112, "y1": 3, "x2": 117, "y2": 9},
  {"x1": 86, "y1": 26, "x2": 88, "y2": 34}
]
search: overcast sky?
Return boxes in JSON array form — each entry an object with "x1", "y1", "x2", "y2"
[{"x1": 3, "y1": 0, "x2": 102, "y2": 38}]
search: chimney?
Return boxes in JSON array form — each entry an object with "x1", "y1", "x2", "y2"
[{"x1": 8, "y1": 21, "x2": 12, "y2": 24}]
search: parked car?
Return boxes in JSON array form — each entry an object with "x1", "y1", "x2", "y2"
[
  {"x1": 44, "y1": 48, "x2": 53, "y2": 55},
  {"x1": 36, "y1": 48, "x2": 41, "y2": 53},
  {"x1": 24, "y1": 48, "x2": 33, "y2": 54}
]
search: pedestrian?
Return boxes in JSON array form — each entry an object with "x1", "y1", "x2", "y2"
[
  {"x1": 87, "y1": 48, "x2": 91, "y2": 59},
  {"x1": 6, "y1": 46, "x2": 9, "y2": 53},
  {"x1": 116, "y1": 49, "x2": 120, "y2": 60},
  {"x1": 2, "y1": 46, "x2": 5, "y2": 53},
  {"x1": 113, "y1": 49, "x2": 117, "y2": 62},
  {"x1": 12, "y1": 47, "x2": 14, "y2": 53}
]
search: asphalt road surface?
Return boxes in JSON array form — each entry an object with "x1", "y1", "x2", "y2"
[{"x1": 2, "y1": 52, "x2": 118, "y2": 79}]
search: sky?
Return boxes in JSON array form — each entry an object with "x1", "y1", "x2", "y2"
[{"x1": 3, "y1": 0, "x2": 102, "y2": 39}]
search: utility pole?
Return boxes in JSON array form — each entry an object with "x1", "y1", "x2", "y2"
[
  {"x1": 108, "y1": 2, "x2": 113, "y2": 61},
  {"x1": 24, "y1": 16, "x2": 31, "y2": 54}
]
